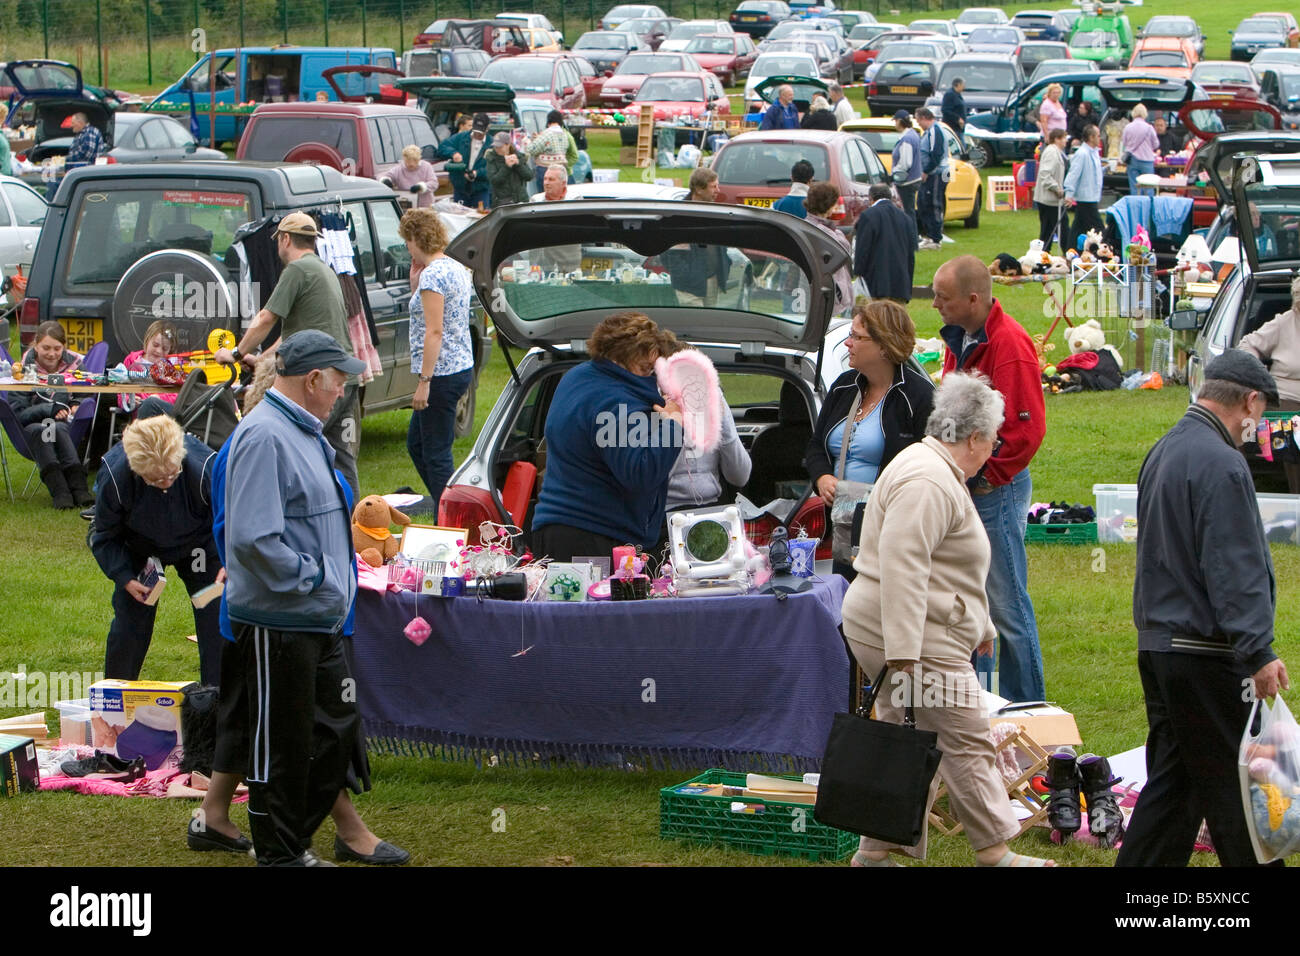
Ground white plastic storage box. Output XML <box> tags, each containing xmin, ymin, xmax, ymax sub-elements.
<box><xmin>55</xmin><ymin>699</ymin><xmax>92</xmax><ymax>747</ymax></box>
<box><xmin>591</xmin><ymin>169</ymin><xmax>619</xmax><ymax>183</ymax></box>
<box><xmin>1093</xmin><ymin>483</ymin><xmax>1138</xmax><ymax>543</ymax></box>
<box><xmin>1257</xmin><ymin>494</ymin><xmax>1300</xmax><ymax>545</ymax></box>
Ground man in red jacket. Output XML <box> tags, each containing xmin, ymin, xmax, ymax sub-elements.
<box><xmin>934</xmin><ymin>255</ymin><xmax>1047</xmax><ymax>703</ymax></box>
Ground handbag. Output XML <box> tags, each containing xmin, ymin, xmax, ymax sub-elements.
<box><xmin>830</xmin><ymin>387</ymin><xmax>874</xmax><ymax>564</ymax></box>
<box><xmin>813</xmin><ymin>666</ymin><xmax>943</xmax><ymax>846</ymax></box>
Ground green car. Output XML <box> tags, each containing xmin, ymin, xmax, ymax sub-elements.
<box><xmin>1068</xmin><ymin>12</ymin><xmax>1135</xmax><ymax>71</ymax></box>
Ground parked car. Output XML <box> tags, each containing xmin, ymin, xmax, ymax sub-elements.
<box><xmin>662</xmin><ymin>20</ymin><xmax>735</xmax><ymax>52</ymax></box>
<box><xmin>104</xmin><ymin>113</ymin><xmax>228</xmax><ymax>164</ymax></box>
<box><xmin>1129</xmin><ymin>36</ymin><xmax>1199</xmax><ymax>79</ymax></box>
<box><xmin>2</xmin><ymin>60</ymin><xmax>117</xmax><ymax>178</ymax></box>
<box><xmin>1177</xmin><ymin>125</ymin><xmax>1300</xmax><ymax>229</ymax></box>
<box><xmin>529</xmin><ymin>51</ymin><xmax>610</xmax><ymax>104</ymax></box>
<box><xmin>1258</xmin><ymin>12</ymin><xmax>1300</xmax><ymax>47</ymax></box>
<box><xmin>1230</xmin><ymin>17</ymin><xmax>1291</xmax><ymax>62</ymax></box>
<box><xmin>743</xmin><ymin>51</ymin><xmax>821</xmax><ymax>110</ymax></box>
<box><xmin>788</xmin><ymin>0</ymin><xmax>839</xmax><ymax>19</ymax></box>
<box><xmin>954</xmin><ymin>7</ymin><xmax>1009</xmax><ymax>39</ymax></box>
<box><xmin>0</xmin><ymin>174</ymin><xmax>47</xmax><ymax>280</ymax></box>
<box><xmin>908</xmin><ymin>19</ymin><xmax>960</xmax><ymax>38</ymax></box>
<box><xmin>830</xmin><ymin>11</ymin><xmax>876</xmax><ymax>32</ymax></box>
<box><xmin>599</xmin><ymin>51</ymin><xmax>704</xmax><ymax>105</ymax></box>
<box><xmin>1251</xmin><ymin>49</ymin><xmax>1300</xmax><ymax>74</ymax></box>
<box><xmin>615</xmin><ymin>16</ymin><xmax>682</xmax><ymax>51</ymax></box>
<box><xmin>923</xmin><ymin>54</ymin><xmax>1025</xmax><ymax>117</ymax></box>
<box><xmin>412</xmin><ymin>17</ymin><xmax>526</xmax><ymax>50</ymax></box>
<box><xmin>481</xmin><ymin>54</ymin><xmax>587</xmax><ymax>110</ymax></box>
<box><xmin>855</xmin><ymin>29</ymin><xmax>942</xmax><ymax>72</ymax></box>
<box><xmin>712</xmin><ymin>121</ymin><xmax>888</xmax><ymax>231</ymax></box>
<box><xmin>759</xmin><ymin>17</ymin><xmax>842</xmax><ymax>48</ymax></box>
<box><xmin>495</xmin><ymin>12</ymin><xmax>564</xmax><ymax>47</ymax></box>
<box><xmin>730</xmin><ymin>0</ymin><xmax>793</xmax><ymax>37</ymax></box>
<box><xmin>866</xmin><ymin>59</ymin><xmax>938</xmax><ymax>116</ymax></box>
<box><xmin>601</xmin><ymin>4</ymin><xmax>668</xmax><ymax>30</ymax></box>
<box><xmin>1017</xmin><ymin>41</ymin><xmax>1070</xmax><ymax>77</ymax></box>
<box><xmin>1068</xmin><ymin>11</ymin><xmax>1134</xmax><ymax>70</ymax></box>
<box><xmin>402</xmin><ymin>46</ymin><xmax>491</xmax><ymax>78</ymax></box>
<box><xmin>1138</xmin><ymin>15</ymin><xmax>1205</xmax><ymax>58</ymax></box>
<box><xmin>965</xmin><ymin>26</ymin><xmax>1024</xmax><ymax>56</ymax></box>
<box><xmin>629</xmin><ymin>71</ymin><xmax>731</xmax><ymax>125</ymax></box>
<box><xmin>684</xmin><ymin>34</ymin><xmax>759</xmax><ymax>87</ymax></box>
<box><xmin>763</xmin><ymin>37</ymin><xmax>852</xmax><ymax>86</ymax></box>
<box><xmin>1030</xmin><ymin>58</ymin><xmax>1094</xmax><ymax>85</ymax></box>
<box><xmin>518</xmin><ymin>28</ymin><xmax>564</xmax><ymax>53</ymax></box>
<box><xmin>848</xmin><ymin>23</ymin><xmax>901</xmax><ymax>78</ymax></box>
<box><xmin>1258</xmin><ymin>66</ymin><xmax>1300</xmax><ymax>129</ymax></box>
<box><xmin>1190</xmin><ymin>60</ymin><xmax>1261</xmax><ymax>100</ymax></box>
<box><xmin>1010</xmin><ymin>10</ymin><xmax>1071</xmax><ymax>42</ymax></box>
<box><xmin>571</xmin><ymin>30</ymin><xmax>648</xmax><ymax>73</ymax></box>
<box><xmin>17</xmin><ymin>162</ymin><xmax>489</xmax><ymax>428</ymax></box>
<box><xmin>1182</xmin><ymin>153</ymin><xmax>1300</xmax><ymax>491</ymax></box>
<box><xmin>842</xmin><ymin>116</ymin><xmax>983</xmax><ymax>226</ymax></box>
<box><xmin>439</xmin><ymin>199</ymin><xmax>850</xmax><ymax>545</ymax></box>
<box><xmin>863</xmin><ymin>40</ymin><xmax>948</xmax><ymax>85</ymax></box>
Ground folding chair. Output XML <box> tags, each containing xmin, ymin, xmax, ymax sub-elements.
<box><xmin>0</xmin><ymin>392</ymin><xmax>40</xmax><ymax>503</ymax></box>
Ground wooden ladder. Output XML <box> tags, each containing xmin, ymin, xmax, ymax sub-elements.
<box><xmin>635</xmin><ymin>103</ymin><xmax>655</xmax><ymax>168</ymax></box>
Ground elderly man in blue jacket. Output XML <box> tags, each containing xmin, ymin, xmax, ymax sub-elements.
<box><xmin>223</xmin><ymin>329</ymin><xmax>368</xmax><ymax>867</ymax></box>
<box><xmin>759</xmin><ymin>84</ymin><xmax>800</xmax><ymax>130</ymax></box>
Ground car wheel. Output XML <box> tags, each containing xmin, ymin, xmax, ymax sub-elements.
<box><xmin>966</xmin><ymin>140</ymin><xmax>989</xmax><ymax>169</ymax></box>
<box><xmin>454</xmin><ymin>371</ymin><xmax>477</xmax><ymax>438</ymax></box>
<box><xmin>964</xmin><ymin>188</ymin><xmax>981</xmax><ymax>228</ymax></box>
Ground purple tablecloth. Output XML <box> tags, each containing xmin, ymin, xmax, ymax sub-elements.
<box><xmin>351</xmin><ymin>575</ymin><xmax>849</xmax><ymax>772</ymax></box>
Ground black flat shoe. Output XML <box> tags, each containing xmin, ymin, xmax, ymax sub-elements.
<box><xmin>60</xmin><ymin>751</ymin><xmax>143</xmax><ymax>780</ymax></box>
<box><xmin>333</xmin><ymin>834</ymin><xmax>410</xmax><ymax>865</ymax></box>
<box><xmin>187</xmin><ymin>815</ymin><xmax>254</xmax><ymax>853</ymax></box>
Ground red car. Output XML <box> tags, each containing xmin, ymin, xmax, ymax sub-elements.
<box><xmin>413</xmin><ymin>18</ymin><xmax>528</xmax><ymax>55</ymax></box>
<box><xmin>532</xmin><ymin>52</ymin><xmax>609</xmax><ymax>104</ymax></box>
<box><xmin>683</xmin><ymin>33</ymin><xmax>759</xmax><ymax>87</ymax></box>
<box><xmin>479</xmin><ymin>54</ymin><xmax>586</xmax><ymax>110</ymax></box>
<box><xmin>629</xmin><ymin>70</ymin><xmax>731</xmax><ymax>123</ymax></box>
<box><xmin>1189</xmin><ymin>60</ymin><xmax>1262</xmax><ymax>100</ymax></box>
<box><xmin>712</xmin><ymin>128</ymin><xmax>889</xmax><ymax>233</ymax></box>
<box><xmin>599</xmin><ymin>51</ymin><xmax>704</xmax><ymax>106</ymax></box>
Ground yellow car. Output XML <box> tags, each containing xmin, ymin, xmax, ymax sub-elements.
<box><xmin>523</xmin><ymin>28</ymin><xmax>563</xmax><ymax>53</ymax></box>
<box><xmin>841</xmin><ymin>117</ymin><xmax>983</xmax><ymax>227</ymax></box>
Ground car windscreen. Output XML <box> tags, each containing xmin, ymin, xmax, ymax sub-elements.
<box><xmin>608</xmin><ymin>6</ymin><xmax>645</xmax><ymax>19</ymax></box>
<box><xmin>575</xmin><ymin>33</ymin><xmax>629</xmax><ymax>49</ymax></box>
<box><xmin>482</xmin><ymin>59</ymin><xmax>554</xmax><ymax>92</ymax></box>
<box><xmin>938</xmin><ymin>62</ymin><xmax>1016</xmax><ymax>92</ymax></box>
<box><xmin>1013</xmin><ymin>15</ymin><xmax>1055</xmax><ymax>27</ymax></box>
<box><xmin>752</xmin><ymin>54</ymin><xmax>818</xmax><ymax>76</ymax></box>
<box><xmin>671</xmin><ymin>24</ymin><xmax>718</xmax><ymax>40</ymax></box>
<box><xmin>1193</xmin><ymin>63</ymin><xmax>1256</xmax><ymax>85</ymax></box>
<box><xmin>1145</xmin><ymin>17</ymin><xmax>1195</xmax><ymax>37</ymax></box>
<box><xmin>1031</xmin><ymin>60</ymin><xmax>1085</xmax><ymax>81</ymax></box>
<box><xmin>636</xmin><ymin>77</ymin><xmax>706</xmax><ymax>101</ymax></box>
<box><xmin>1281</xmin><ymin>73</ymin><xmax>1300</xmax><ymax>99</ymax></box>
<box><xmin>63</xmin><ymin>186</ymin><xmax>254</xmax><ymax>293</ymax></box>
<box><xmin>242</xmin><ymin>117</ymin><xmax>358</xmax><ymax>162</ymax></box>
<box><xmin>878</xmin><ymin>43</ymin><xmax>938</xmax><ymax>62</ymax></box>
<box><xmin>849</xmin><ymin>24</ymin><xmax>885</xmax><ymax>41</ymax></box>
<box><xmin>1070</xmin><ymin>30</ymin><xmax>1120</xmax><ymax>50</ymax></box>
<box><xmin>1239</xmin><ymin>18</ymin><xmax>1287</xmax><ymax>37</ymax></box>
<box><xmin>714</xmin><ymin>141</ymin><xmax>828</xmax><ymax>184</ymax></box>
<box><xmin>1133</xmin><ymin>50</ymin><xmax>1189</xmax><ymax>69</ymax></box>
<box><xmin>686</xmin><ymin>36</ymin><xmax>737</xmax><ymax>54</ymax></box>
<box><xmin>851</xmin><ymin>129</ymin><xmax>901</xmax><ymax>151</ymax></box>
<box><xmin>876</xmin><ymin>62</ymin><xmax>933</xmax><ymax>83</ymax></box>
<box><xmin>968</xmin><ymin>27</ymin><xmax>1018</xmax><ymax>45</ymax></box>
<box><xmin>958</xmin><ymin>10</ymin><xmax>1001</xmax><ymax>24</ymax></box>
<box><xmin>619</xmin><ymin>54</ymin><xmax>684</xmax><ymax>74</ymax></box>
<box><xmin>1186</xmin><ymin>105</ymin><xmax>1278</xmax><ymax>134</ymax></box>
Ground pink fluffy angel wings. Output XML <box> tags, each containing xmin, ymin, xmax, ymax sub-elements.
<box><xmin>655</xmin><ymin>350</ymin><xmax>723</xmax><ymax>454</ymax></box>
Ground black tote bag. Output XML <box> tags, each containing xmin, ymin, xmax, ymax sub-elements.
<box><xmin>813</xmin><ymin>666</ymin><xmax>943</xmax><ymax>846</ymax></box>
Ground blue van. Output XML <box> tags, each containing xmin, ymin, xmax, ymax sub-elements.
<box><xmin>149</xmin><ymin>46</ymin><xmax>397</xmax><ymax>144</ymax></box>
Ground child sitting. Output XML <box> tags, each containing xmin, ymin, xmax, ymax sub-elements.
<box><xmin>118</xmin><ymin>319</ymin><xmax>180</xmax><ymax>419</ymax></box>
<box><xmin>9</xmin><ymin>320</ymin><xmax>93</xmax><ymax>508</ymax></box>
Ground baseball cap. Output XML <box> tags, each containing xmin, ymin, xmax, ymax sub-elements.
<box><xmin>892</xmin><ymin>110</ymin><xmax>911</xmax><ymax>124</ymax></box>
<box><xmin>276</xmin><ymin>330</ymin><xmax>366</xmax><ymax>377</ymax></box>
<box><xmin>492</xmin><ymin>131</ymin><xmax>511</xmax><ymax>148</ymax></box>
<box><xmin>275</xmin><ymin>211</ymin><xmax>319</xmax><ymax>238</ymax></box>
<box><xmin>1204</xmin><ymin>349</ymin><xmax>1279</xmax><ymax>403</ymax></box>
<box><xmin>472</xmin><ymin>112</ymin><xmax>490</xmax><ymax>133</ymax></box>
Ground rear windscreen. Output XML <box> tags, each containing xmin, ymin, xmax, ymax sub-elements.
<box><xmin>938</xmin><ymin>62</ymin><xmax>1015</xmax><ymax>92</ymax></box>
<box><xmin>242</xmin><ymin>117</ymin><xmax>358</xmax><ymax>163</ymax></box>
<box><xmin>713</xmin><ymin>142</ymin><xmax>829</xmax><ymax>184</ymax></box>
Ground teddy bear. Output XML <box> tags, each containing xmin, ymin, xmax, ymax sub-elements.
<box><xmin>352</xmin><ymin>495</ymin><xmax>412</xmax><ymax>568</ymax></box>
<box><xmin>1043</xmin><ymin>319</ymin><xmax>1125</xmax><ymax>392</ymax></box>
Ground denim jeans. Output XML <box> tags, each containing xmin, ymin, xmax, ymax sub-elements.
<box><xmin>1126</xmin><ymin>158</ymin><xmax>1154</xmax><ymax>195</ymax></box>
<box><xmin>407</xmin><ymin>368</ymin><xmax>472</xmax><ymax>519</ymax></box>
<box><xmin>971</xmin><ymin>469</ymin><xmax>1045</xmax><ymax>703</ymax></box>
<box><xmin>918</xmin><ymin>175</ymin><xmax>945</xmax><ymax>243</ymax></box>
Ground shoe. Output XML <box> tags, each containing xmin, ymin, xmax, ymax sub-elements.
<box><xmin>918</xmin><ymin>239</ymin><xmax>942</xmax><ymax>251</ymax></box>
<box><xmin>298</xmin><ymin>849</ymin><xmax>337</xmax><ymax>867</ymax></box>
<box><xmin>41</xmin><ymin>464</ymin><xmax>74</xmax><ymax>509</ymax></box>
<box><xmin>1045</xmin><ymin>747</ymin><xmax>1082</xmax><ymax>837</ymax></box>
<box><xmin>334</xmin><ymin>834</ymin><xmax>411</xmax><ymax>865</ymax></box>
<box><xmin>64</xmin><ymin>463</ymin><xmax>95</xmax><ymax>507</ymax></box>
<box><xmin>186</xmin><ymin>815</ymin><xmax>253</xmax><ymax>853</ymax></box>
<box><xmin>59</xmin><ymin>751</ymin><xmax>145</xmax><ymax>781</ymax></box>
<box><xmin>1078</xmin><ymin>753</ymin><xmax>1125</xmax><ymax>849</ymax></box>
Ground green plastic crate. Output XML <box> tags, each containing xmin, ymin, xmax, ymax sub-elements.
<box><xmin>1025</xmin><ymin>522</ymin><xmax>1098</xmax><ymax>545</ymax></box>
<box><xmin>659</xmin><ymin>769</ymin><xmax>856</xmax><ymax>861</ymax></box>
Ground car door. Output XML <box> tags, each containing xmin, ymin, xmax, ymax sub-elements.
<box><xmin>366</xmin><ymin>197</ymin><xmax>416</xmax><ymax>406</ymax></box>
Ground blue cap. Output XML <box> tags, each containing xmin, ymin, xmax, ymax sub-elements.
<box><xmin>276</xmin><ymin>329</ymin><xmax>366</xmax><ymax>377</ymax></box>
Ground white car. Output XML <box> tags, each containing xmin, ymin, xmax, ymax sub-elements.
<box><xmin>744</xmin><ymin>50</ymin><xmax>821</xmax><ymax>111</ymax></box>
<box><xmin>601</xmin><ymin>4</ymin><xmax>668</xmax><ymax>30</ymax></box>
<box><xmin>495</xmin><ymin>12</ymin><xmax>564</xmax><ymax>47</ymax></box>
<box><xmin>954</xmin><ymin>6</ymin><xmax>1008</xmax><ymax>37</ymax></box>
<box><xmin>0</xmin><ymin>174</ymin><xmax>47</xmax><ymax>281</ymax></box>
<box><xmin>660</xmin><ymin>20</ymin><xmax>735</xmax><ymax>52</ymax></box>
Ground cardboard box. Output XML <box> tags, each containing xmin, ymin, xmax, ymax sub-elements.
<box><xmin>0</xmin><ymin>734</ymin><xmax>39</xmax><ymax>796</ymax></box>
<box><xmin>989</xmin><ymin>709</ymin><xmax>1082</xmax><ymax>748</ymax></box>
<box><xmin>88</xmin><ymin>680</ymin><xmax>192</xmax><ymax>771</ymax></box>
<box><xmin>618</xmin><ymin>146</ymin><xmax>637</xmax><ymax>166</ymax></box>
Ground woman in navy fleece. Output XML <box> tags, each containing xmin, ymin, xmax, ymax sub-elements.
<box><xmin>530</xmin><ymin>312</ymin><xmax>684</xmax><ymax>562</ymax></box>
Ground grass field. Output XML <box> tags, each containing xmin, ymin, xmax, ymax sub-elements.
<box><xmin>2</xmin><ymin>0</ymin><xmax>1295</xmax><ymax>866</ymax></box>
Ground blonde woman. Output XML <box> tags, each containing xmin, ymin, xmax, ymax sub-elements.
<box><xmin>1120</xmin><ymin>103</ymin><xmax>1159</xmax><ymax>194</ymax></box>
<box><xmin>378</xmin><ymin>144</ymin><xmax>439</xmax><ymax>208</ymax></box>
<box><xmin>1038</xmin><ymin>83</ymin><xmax>1066</xmax><ymax>139</ymax></box>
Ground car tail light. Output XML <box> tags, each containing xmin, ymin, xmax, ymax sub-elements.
<box><xmin>760</xmin><ymin>14</ymin><xmax>770</xmax><ymax>20</ymax></box>
<box><xmin>829</xmin><ymin>198</ymin><xmax>846</xmax><ymax>221</ymax></box>
<box><xmin>18</xmin><ymin>297</ymin><xmax>40</xmax><ymax>340</ymax></box>
<box><xmin>868</xmin><ymin>82</ymin><xmax>877</xmax><ymax>95</ymax></box>
<box><xmin>438</xmin><ymin>485</ymin><xmax>503</xmax><ymax>545</ymax></box>
<box><xmin>745</xmin><ymin>498</ymin><xmax>827</xmax><ymax>548</ymax></box>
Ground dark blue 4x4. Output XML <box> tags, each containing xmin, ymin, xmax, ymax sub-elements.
<box><xmin>18</xmin><ymin>161</ymin><xmax>488</xmax><ymax>430</ymax></box>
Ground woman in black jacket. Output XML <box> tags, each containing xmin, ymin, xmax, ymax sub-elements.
<box><xmin>804</xmin><ymin>299</ymin><xmax>934</xmax><ymax>580</ymax></box>
<box><xmin>801</xmin><ymin>96</ymin><xmax>839</xmax><ymax>131</ymax></box>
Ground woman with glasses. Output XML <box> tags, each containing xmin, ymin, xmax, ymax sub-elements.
<box><xmin>804</xmin><ymin>299</ymin><xmax>934</xmax><ymax>581</ymax></box>
<box><xmin>89</xmin><ymin>411</ymin><xmax>225</xmax><ymax>686</ymax></box>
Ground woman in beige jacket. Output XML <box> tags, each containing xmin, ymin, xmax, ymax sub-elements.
<box><xmin>1238</xmin><ymin>274</ymin><xmax>1300</xmax><ymax>492</ymax></box>
<box><xmin>1033</xmin><ymin>128</ymin><xmax>1069</xmax><ymax>254</ymax></box>
<box><xmin>842</xmin><ymin>373</ymin><xmax>1057</xmax><ymax>867</ymax></box>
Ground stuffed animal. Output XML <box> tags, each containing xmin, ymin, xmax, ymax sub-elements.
<box><xmin>989</xmin><ymin>253</ymin><xmax>1024</xmax><ymax>277</ymax></box>
<box><xmin>352</xmin><ymin>495</ymin><xmax>412</xmax><ymax>568</ymax></box>
<box><xmin>1066</xmin><ymin>319</ymin><xmax>1125</xmax><ymax>371</ymax></box>
<box><xmin>1019</xmin><ymin>239</ymin><xmax>1045</xmax><ymax>276</ymax></box>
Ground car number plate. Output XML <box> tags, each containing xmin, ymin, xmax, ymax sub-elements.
<box><xmin>742</xmin><ymin>16</ymin><xmax>757</xmax><ymax>21</ymax></box>
<box><xmin>60</xmin><ymin>318</ymin><xmax>102</xmax><ymax>356</ymax></box>
<box><xmin>582</xmin><ymin>257</ymin><xmax>614</xmax><ymax>272</ymax></box>
<box><xmin>743</xmin><ymin>197</ymin><xmax>774</xmax><ymax>207</ymax></box>
<box><xmin>892</xmin><ymin>86</ymin><xmax>918</xmax><ymax>94</ymax></box>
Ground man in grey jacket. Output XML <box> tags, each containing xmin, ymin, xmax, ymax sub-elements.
<box><xmin>224</xmin><ymin>329</ymin><xmax>367</xmax><ymax>867</ymax></box>
<box><xmin>1118</xmin><ymin>350</ymin><xmax>1290</xmax><ymax>867</ymax></box>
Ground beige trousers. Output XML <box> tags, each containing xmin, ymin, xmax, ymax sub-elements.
<box><xmin>849</xmin><ymin>642</ymin><xmax>1021</xmax><ymax>859</ymax></box>
<box><xmin>675</xmin><ymin>277</ymin><xmax>718</xmax><ymax>307</ymax></box>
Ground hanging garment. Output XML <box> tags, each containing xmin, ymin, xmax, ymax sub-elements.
<box><xmin>338</xmin><ymin>271</ymin><xmax>382</xmax><ymax>383</ymax></box>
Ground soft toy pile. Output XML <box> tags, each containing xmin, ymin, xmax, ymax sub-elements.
<box><xmin>1041</xmin><ymin>320</ymin><xmax>1124</xmax><ymax>392</ymax></box>
<box><xmin>1243</xmin><ymin>705</ymin><xmax>1300</xmax><ymax>860</ymax></box>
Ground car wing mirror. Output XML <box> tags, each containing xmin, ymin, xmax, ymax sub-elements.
<box><xmin>1168</xmin><ymin>308</ymin><xmax>1204</xmax><ymax>331</ymax></box>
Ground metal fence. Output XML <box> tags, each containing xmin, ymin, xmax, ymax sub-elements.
<box><xmin>1</xmin><ymin>0</ymin><xmax>970</xmax><ymax>91</ymax></box>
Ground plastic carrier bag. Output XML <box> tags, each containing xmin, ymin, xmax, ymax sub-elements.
<box><xmin>1238</xmin><ymin>694</ymin><xmax>1300</xmax><ymax>863</ymax></box>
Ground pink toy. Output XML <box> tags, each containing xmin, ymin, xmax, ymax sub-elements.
<box><xmin>655</xmin><ymin>350</ymin><xmax>723</xmax><ymax>454</ymax></box>
<box><xmin>404</xmin><ymin>616</ymin><xmax>432</xmax><ymax>646</ymax></box>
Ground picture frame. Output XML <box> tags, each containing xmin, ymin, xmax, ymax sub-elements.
<box><xmin>398</xmin><ymin>525</ymin><xmax>468</xmax><ymax>577</ymax></box>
